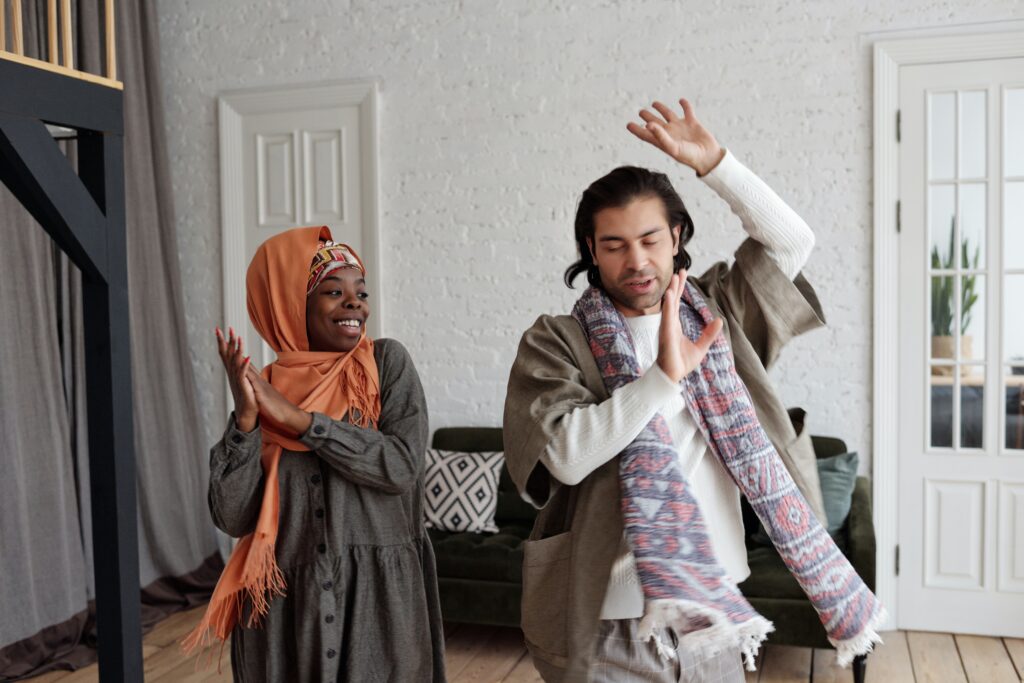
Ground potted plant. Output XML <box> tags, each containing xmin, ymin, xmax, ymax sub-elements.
<box><xmin>931</xmin><ymin>221</ymin><xmax>980</xmax><ymax>376</ymax></box>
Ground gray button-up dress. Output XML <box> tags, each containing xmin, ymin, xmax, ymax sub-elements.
<box><xmin>208</xmin><ymin>338</ymin><xmax>446</xmax><ymax>682</ymax></box>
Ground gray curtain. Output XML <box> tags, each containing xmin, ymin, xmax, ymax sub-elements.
<box><xmin>0</xmin><ymin>1</ymin><xmax>219</xmax><ymax>677</ymax></box>
<box><xmin>78</xmin><ymin>0</ymin><xmax>220</xmax><ymax>591</ymax></box>
<box><xmin>0</xmin><ymin>193</ymin><xmax>94</xmax><ymax>679</ymax></box>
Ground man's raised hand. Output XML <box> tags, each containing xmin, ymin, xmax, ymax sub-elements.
<box><xmin>627</xmin><ymin>98</ymin><xmax>725</xmax><ymax>177</ymax></box>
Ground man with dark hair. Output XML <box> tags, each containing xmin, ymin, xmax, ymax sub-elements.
<box><xmin>504</xmin><ymin>99</ymin><xmax>884</xmax><ymax>682</ymax></box>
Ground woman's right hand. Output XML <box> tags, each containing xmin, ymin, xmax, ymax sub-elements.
<box><xmin>216</xmin><ymin>327</ymin><xmax>259</xmax><ymax>433</ymax></box>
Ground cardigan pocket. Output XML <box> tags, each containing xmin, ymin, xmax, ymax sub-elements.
<box><xmin>521</xmin><ymin>530</ymin><xmax>573</xmax><ymax>658</ymax></box>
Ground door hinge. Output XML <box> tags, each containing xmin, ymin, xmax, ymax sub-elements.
<box><xmin>896</xmin><ymin>200</ymin><xmax>901</xmax><ymax>233</ymax></box>
<box><xmin>895</xmin><ymin>544</ymin><xmax>900</xmax><ymax>576</ymax></box>
<box><xmin>896</xmin><ymin>109</ymin><xmax>901</xmax><ymax>142</ymax></box>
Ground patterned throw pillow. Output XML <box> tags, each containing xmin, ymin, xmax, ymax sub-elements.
<box><xmin>423</xmin><ymin>449</ymin><xmax>504</xmax><ymax>534</ymax></box>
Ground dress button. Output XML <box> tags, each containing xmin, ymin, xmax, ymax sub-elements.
<box><xmin>313</xmin><ymin>425</ymin><xmax>326</xmax><ymax>435</ymax></box>
<box><xmin>322</xmin><ymin>580</ymin><xmax>333</xmax><ymax>590</ymax></box>
<box><xmin>317</xmin><ymin>543</ymin><xmax>327</xmax><ymax>554</ymax></box>
<box><xmin>231</xmin><ymin>434</ymin><xmax>242</xmax><ymax>444</ymax></box>
<box><xmin>325</xmin><ymin>614</ymin><xmax>335</xmax><ymax>624</ymax></box>
<box><xmin>326</xmin><ymin>649</ymin><xmax>336</xmax><ymax>659</ymax></box>
<box><xmin>311</xmin><ymin>473</ymin><xmax>321</xmax><ymax>484</ymax></box>
<box><xmin>315</xmin><ymin>508</ymin><xmax>325</xmax><ymax>519</ymax></box>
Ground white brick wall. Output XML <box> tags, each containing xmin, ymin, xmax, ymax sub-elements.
<box><xmin>156</xmin><ymin>0</ymin><xmax>1023</xmax><ymax>471</ymax></box>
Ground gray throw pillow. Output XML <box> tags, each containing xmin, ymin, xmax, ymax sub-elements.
<box><xmin>751</xmin><ymin>451</ymin><xmax>860</xmax><ymax>545</ymax></box>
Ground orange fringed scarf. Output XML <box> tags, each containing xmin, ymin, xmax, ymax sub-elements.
<box><xmin>182</xmin><ymin>226</ymin><xmax>381</xmax><ymax>658</ymax></box>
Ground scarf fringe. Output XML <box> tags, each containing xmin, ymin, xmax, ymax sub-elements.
<box><xmin>179</xmin><ymin>589</ymin><xmax>241</xmax><ymax>674</ymax></box>
<box><xmin>346</xmin><ymin>357</ymin><xmax>380</xmax><ymax>429</ymax></box>
<box><xmin>180</xmin><ymin>539</ymin><xmax>286</xmax><ymax>666</ymax></box>
<box><xmin>829</xmin><ymin>604</ymin><xmax>889</xmax><ymax>668</ymax></box>
<box><xmin>638</xmin><ymin>599</ymin><xmax>775</xmax><ymax>672</ymax></box>
<box><xmin>241</xmin><ymin>540</ymin><xmax>287</xmax><ymax>626</ymax></box>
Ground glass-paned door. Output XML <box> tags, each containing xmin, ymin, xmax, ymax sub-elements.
<box><xmin>897</xmin><ymin>57</ymin><xmax>1024</xmax><ymax>636</ymax></box>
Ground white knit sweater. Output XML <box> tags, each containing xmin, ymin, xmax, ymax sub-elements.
<box><xmin>540</xmin><ymin>149</ymin><xmax>814</xmax><ymax>619</ymax></box>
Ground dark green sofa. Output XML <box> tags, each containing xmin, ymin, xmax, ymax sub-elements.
<box><xmin>427</xmin><ymin>427</ymin><xmax>532</xmax><ymax>627</ymax></box>
<box><xmin>427</xmin><ymin>427</ymin><xmax>875</xmax><ymax>682</ymax></box>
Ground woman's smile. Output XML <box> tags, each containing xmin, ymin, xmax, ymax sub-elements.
<box><xmin>332</xmin><ymin>316</ymin><xmax>364</xmax><ymax>337</ymax></box>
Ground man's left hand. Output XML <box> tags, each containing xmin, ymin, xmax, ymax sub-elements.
<box><xmin>627</xmin><ymin>98</ymin><xmax>725</xmax><ymax>176</ymax></box>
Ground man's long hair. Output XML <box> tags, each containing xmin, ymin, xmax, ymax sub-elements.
<box><xmin>564</xmin><ymin>166</ymin><xmax>694</xmax><ymax>288</ymax></box>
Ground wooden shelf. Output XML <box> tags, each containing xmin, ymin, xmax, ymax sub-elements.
<box><xmin>930</xmin><ymin>373</ymin><xmax>1024</xmax><ymax>387</ymax></box>
<box><xmin>0</xmin><ymin>50</ymin><xmax>122</xmax><ymax>90</ymax></box>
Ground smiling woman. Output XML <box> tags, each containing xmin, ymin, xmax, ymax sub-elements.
<box><xmin>305</xmin><ymin>242</ymin><xmax>371</xmax><ymax>354</ymax></box>
<box><xmin>184</xmin><ymin>226</ymin><xmax>445</xmax><ymax>682</ymax></box>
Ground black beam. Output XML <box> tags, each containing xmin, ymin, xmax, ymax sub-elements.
<box><xmin>78</xmin><ymin>130</ymin><xmax>143</xmax><ymax>682</ymax></box>
<box><xmin>3</xmin><ymin>50</ymin><xmax>143</xmax><ymax>681</ymax></box>
<box><xmin>0</xmin><ymin>114</ymin><xmax>108</xmax><ymax>280</ymax></box>
<box><xmin>0</xmin><ymin>58</ymin><xmax>123</xmax><ymax>134</ymax></box>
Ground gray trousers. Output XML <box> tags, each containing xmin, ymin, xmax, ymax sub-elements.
<box><xmin>534</xmin><ymin>618</ymin><xmax>746</xmax><ymax>683</ymax></box>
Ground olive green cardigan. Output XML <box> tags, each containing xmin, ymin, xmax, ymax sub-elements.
<box><xmin>503</xmin><ymin>238</ymin><xmax>827</xmax><ymax>681</ymax></box>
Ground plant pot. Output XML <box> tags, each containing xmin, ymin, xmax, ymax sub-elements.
<box><xmin>931</xmin><ymin>335</ymin><xmax>973</xmax><ymax>376</ymax></box>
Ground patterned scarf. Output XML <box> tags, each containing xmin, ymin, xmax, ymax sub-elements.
<box><xmin>307</xmin><ymin>240</ymin><xmax>365</xmax><ymax>295</ymax></box>
<box><xmin>571</xmin><ymin>282</ymin><xmax>885</xmax><ymax>670</ymax></box>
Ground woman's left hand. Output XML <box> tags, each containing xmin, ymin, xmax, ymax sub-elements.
<box><xmin>627</xmin><ymin>97</ymin><xmax>725</xmax><ymax>176</ymax></box>
<box><xmin>245</xmin><ymin>367</ymin><xmax>314</xmax><ymax>435</ymax></box>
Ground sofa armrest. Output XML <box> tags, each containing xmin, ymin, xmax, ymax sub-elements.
<box><xmin>845</xmin><ymin>476</ymin><xmax>876</xmax><ymax>592</ymax></box>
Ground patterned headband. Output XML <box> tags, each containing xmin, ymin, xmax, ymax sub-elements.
<box><xmin>307</xmin><ymin>240</ymin><xmax>366</xmax><ymax>295</ymax></box>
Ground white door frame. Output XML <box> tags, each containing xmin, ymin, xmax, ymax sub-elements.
<box><xmin>872</xmin><ymin>29</ymin><xmax>1024</xmax><ymax>629</ymax></box>
<box><xmin>218</xmin><ymin>79</ymin><xmax>383</xmax><ymax>348</ymax></box>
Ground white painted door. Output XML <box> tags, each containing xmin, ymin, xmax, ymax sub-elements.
<box><xmin>240</xmin><ymin>108</ymin><xmax>363</xmax><ymax>367</ymax></box>
<box><xmin>218</xmin><ymin>82</ymin><xmax>381</xmax><ymax>380</ymax></box>
<box><xmin>897</xmin><ymin>57</ymin><xmax>1024</xmax><ymax>635</ymax></box>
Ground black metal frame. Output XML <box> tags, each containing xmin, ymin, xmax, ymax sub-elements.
<box><xmin>0</xmin><ymin>57</ymin><xmax>141</xmax><ymax>680</ymax></box>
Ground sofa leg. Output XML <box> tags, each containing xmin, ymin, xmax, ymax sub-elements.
<box><xmin>852</xmin><ymin>654</ymin><xmax>867</xmax><ymax>683</ymax></box>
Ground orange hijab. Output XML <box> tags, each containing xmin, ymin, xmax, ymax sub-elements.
<box><xmin>183</xmin><ymin>226</ymin><xmax>381</xmax><ymax>656</ymax></box>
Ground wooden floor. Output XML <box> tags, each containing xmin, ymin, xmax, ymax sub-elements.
<box><xmin>24</xmin><ymin>605</ymin><xmax>1024</xmax><ymax>682</ymax></box>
